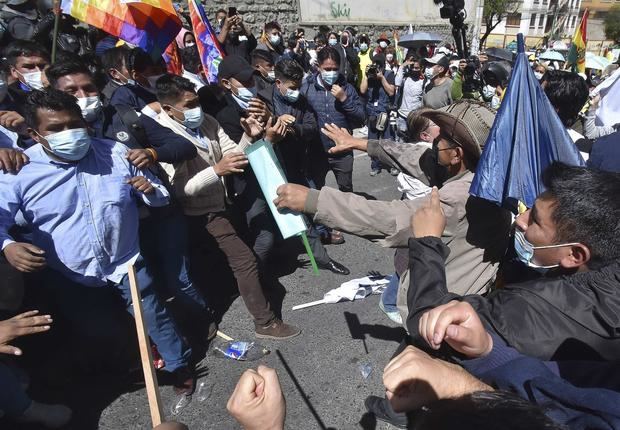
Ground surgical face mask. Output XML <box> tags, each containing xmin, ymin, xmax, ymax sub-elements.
<box><xmin>77</xmin><ymin>95</ymin><xmax>102</xmax><ymax>123</ymax></box>
<box><xmin>529</xmin><ymin>60</ymin><xmax>534</xmax><ymax>66</ymax></box>
<box><xmin>514</xmin><ymin>229</ymin><xmax>579</xmax><ymax>270</ymax></box>
<box><xmin>534</xmin><ymin>71</ymin><xmax>544</xmax><ymax>81</ymax></box>
<box><xmin>379</xmin><ymin>41</ymin><xmax>388</xmax><ymax>49</ymax></box>
<box><xmin>482</xmin><ymin>85</ymin><xmax>496</xmax><ymax>100</ymax></box>
<box><xmin>19</xmin><ymin>70</ymin><xmax>44</xmax><ymax>90</ymax></box>
<box><xmin>284</xmin><ymin>88</ymin><xmax>300</xmax><ymax>102</ymax></box>
<box><xmin>328</xmin><ymin>38</ymin><xmax>338</xmax><ymax>46</ymax></box>
<box><xmin>267</xmin><ymin>70</ymin><xmax>276</xmax><ymax>82</ymax></box>
<box><xmin>146</xmin><ymin>74</ymin><xmax>164</xmax><ymax>89</ymax></box>
<box><xmin>0</xmin><ymin>79</ymin><xmax>7</xmax><ymax>103</ymax></box>
<box><xmin>185</xmin><ymin>42</ymin><xmax>195</xmax><ymax>47</ymax></box>
<box><xmin>321</xmin><ymin>70</ymin><xmax>339</xmax><ymax>85</ymax></box>
<box><xmin>386</xmin><ymin>54</ymin><xmax>394</xmax><ymax>62</ymax></box>
<box><xmin>114</xmin><ymin>70</ymin><xmax>135</xmax><ymax>86</ymax></box>
<box><xmin>269</xmin><ymin>34</ymin><xmax>281</xmax><ymax>46</ymax></box>
<box><xmin>359</xmin><ymin>43</ymin><xmax>368</xmax><ymax>52</ymax></box>
<box><xmin>171</xmin><ymin>105</ymin><xmax>204</xmax><ymax>129</ymax></box>
<box><xmin>424</xmin><ymin>67</ymin><xmax>435</xmax><ymax>80</ymax></box>
<box><xmin>39</xmin><ymin>128</ymin><xmax>91</xmax><ymax>161</ymax></box>
<box><xmin>234</xmin><ymin>84</ymin><xmax>257</xmax><ymax>102</ymax></box>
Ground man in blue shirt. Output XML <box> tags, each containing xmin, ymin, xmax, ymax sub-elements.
<box><xmin>0</xmin><ymin>89</ymin><xmax>195</xmax><ymax>394</ymax></box>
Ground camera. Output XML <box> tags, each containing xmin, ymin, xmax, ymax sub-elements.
<box><xmin>367</xmin><ymin>64</ymin><xmax>379</xmax><ymax>79</ymax></box>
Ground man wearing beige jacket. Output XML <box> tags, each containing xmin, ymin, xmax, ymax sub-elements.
<box><xmin>274</xmin><ymin>101</ymin><xmax>511</xmax><ymax>325</ymax></box>
<box><xmin>154</xmin><ymin>74</ymin><xmax>300</xmax><ymax>340</ymax></box>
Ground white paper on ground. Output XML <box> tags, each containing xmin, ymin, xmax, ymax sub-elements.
<box><xmin>292</xmin><ymin>276</ymin><xmax>390</xmax><ymax>310</ymax></box>
<box><xmin>245</xmin><ymin>139</ymin><xmax>307</xmax><ymax>239</ymax></box>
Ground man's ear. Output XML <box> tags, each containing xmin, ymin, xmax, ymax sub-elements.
<box><xmin>451</xmin><ymin>146</ymin><xmax>464</xmax><ymax>166</ymax></box>
<box><xmin>560</xmin><ymin>244</ymin><xmax>591</xmax><ymax>269</ymax></box>
<box><xmin>220</xmin><ymin>78</ymin><xmax>231</xmax><ymax>90</ymax></box>
<box><xmin>10</xmin><ymin>65</ymin><xmax>19</xmax><ymax>80</ymax></box>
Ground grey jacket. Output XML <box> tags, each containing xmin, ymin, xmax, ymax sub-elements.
<box><xmin>304</xmin><ymin>162</ymin><xmax>511</xmax><ymax>310</ymax></box>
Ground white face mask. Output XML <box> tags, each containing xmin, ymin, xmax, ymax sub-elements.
<box><xmin>267</xmin><ymin>70</ymin><xmax>276</xmax><ymax>82</ymax></box>
<box><xmin>77</xmin><ymin>95</ymin><xmax>102</xmax><ymax>123</ymax></box>
<box><xmin>359</xmin><ymin>43</ymin><xmax>368</xmax><ymax>52</ymax></box>
<box><xmin>534</xmin><ymin>71</ymin><xmax>544</xmax><ymax>81</ymax></box>
<box><xmin>482</xmin><ymin>84</ymin><xmax>496</xmax><ymax>100</ymax></box>
<box><xmin>0</xmin><ymin>79</ymin><xmax>8</xmax><ymax>103</ymax></box>
<box><xmin>328</xmin><ymin>38</ymin><xmax>338</xmax><ymax>46</ymax></box>
<box><xmin>379</xmin><ymin>41</ymin><xmax>388</xmax><ymax>49</ymax></box>
<box><xmin>269</xmin><ymin>34</ymin><xmax>281</xmax><ymax>46</ymax></box>
<box><xmin>39</xmin><ymin>128</ymin><xmax>92</xmax><ymax>161</ymax></box>
<box><xmin>185</xmin><ymin>42</ymin><xmax>195</xmax><ymax>47</ymax></box>
<box><xmin>386</xmin><ymin>54</ymin><xmax>394</xmax><ymax>62</ymax></box>
<box><xmin>19</xmin><ymin>70</ymin><xmax>44</xmax><ymax>90</ymax></box>
<box><xmin>424</xmin><ymin>67</ymin><xmax>435</xmax><ymax>80</ymax></box>
<box><xmin>170</xmin><ymin>105</ymin><xmax>204</xmax><ymax>129</ymax></box>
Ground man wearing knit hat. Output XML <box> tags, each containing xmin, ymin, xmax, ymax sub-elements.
<box><xmin>273</xmin><ymin>100</ymin><xmax>511</xmax><ymax>301</ymax></box>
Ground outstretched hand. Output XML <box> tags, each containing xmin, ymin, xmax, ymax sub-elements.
<box><xmin>321</xmin><ymin>123</ymin><xmax>362</xmax><ymax>154</ymax></box>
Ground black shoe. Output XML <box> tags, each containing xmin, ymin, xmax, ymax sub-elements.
<box><xmin>317</xmin><ymin>259</ymin><xmax>350</xmax><ymax>275</ymax></box>
<box><xmin>172</xmin><ymin>365</ymin><xmax>196</xmax><ymax>395</ymax></box>
<box><xmin>364</xmin><ymin>395</ymin><xmax>408</xmax><ymax>429</ymax></box>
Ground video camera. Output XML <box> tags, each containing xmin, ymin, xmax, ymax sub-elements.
<box><xmin>367</xmin><ymin>62</ymin><xmax>383</xmax><ymax>79</ymax></box>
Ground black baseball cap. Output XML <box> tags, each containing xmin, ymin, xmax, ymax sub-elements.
<box><xmin>218</xmin><ymin>55</ymin><xmax>257</xmax><ymax>81</ymax></box>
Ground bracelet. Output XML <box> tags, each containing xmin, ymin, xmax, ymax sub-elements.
<box><xmin>145</xmin><ymin>148</ymin><xmax>158</xmax><ymax>162</ymax></box>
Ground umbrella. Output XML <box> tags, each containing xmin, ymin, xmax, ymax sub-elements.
<box><xmin>398</xmin><ymin>31</ymin><xmax>443</xmax><ymax>50</ymax></box>
<box><xmin>585</xmin><ymin>52</ymin><xmax>611</xmax><ymax>70</ymax></box>
<box><xmin>470</xmin><ymin>33</ymin><xmax>584</xmax><ymax>211</ymax></box>
<box><xmin>485</xmin><ymin>47</ymin><xmax>514</xmax><ymax>62</ymax></box>
<box><xmin>552</xmin><ymin>40</ymin><xmax>569</xmax><ymax>51</ymax></box>
<box><xmin>539</xmin><ymin>50</ymin><xmax>565</xmax><ymax>62</ymax></box>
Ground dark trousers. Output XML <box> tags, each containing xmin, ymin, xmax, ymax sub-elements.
<box><xmin>309</xmin><ymin>150</ymin><xmax>354</xmax><ymax>193</ymax></box>
<box><xmin>188</xmin><ymin>212</ymin><xmax>274</xmax><ymax>326</ymax></box>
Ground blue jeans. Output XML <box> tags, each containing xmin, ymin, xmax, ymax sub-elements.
<box><xmin>381</xmin><ymin>273</ymin><xmax>400</xmax><ymax>313</ymax></box>
<box><xmin>0</xmin><ymin>361</ymin><xmax>31</xmax><ymax>418</ymax></box>
<box><xmin>42</xmin><ymin>258</ymin><xmax>191</xmax><ymax>372</ymax></box>
<box><xmin>139</xmin><ymin>209</ymin><xmax>208</xmax><ymax>322</ymax></box>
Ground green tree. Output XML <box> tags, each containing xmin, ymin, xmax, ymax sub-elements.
<box><xmin>480</xmin><ymin>0</ymin><xmax>520</xmax><ymax>48</ymax></box>
<box><xmin>604</xmin><ymin>5</ymin><xmax>620</xmax><ymax>43</ymax></box>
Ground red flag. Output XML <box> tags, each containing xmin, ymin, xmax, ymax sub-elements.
<box><xmin>164</xmin><ymin>40</ymin><xmax>183</xmax><ymax>75</ymax></box>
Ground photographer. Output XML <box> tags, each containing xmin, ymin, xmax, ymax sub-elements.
<box><xmin>452</xmin><ymin>56</ymin><xmax>484</xmax><ymax>101</ymax></box>
<box><xmin>217</xmin><ymin>8</ymin><xmax>257</xmax><ymax>63</ymax></box>
<box><xmin>422</xmin><ymin>54</ymin><xmax>453</xmax><ymax>109</ymax></box>
<box><xmin>394</xmin><ymin>56</ymin><xmax>424</xmax><ymax>140</ymax></box>
<box><xmin>481</xmin><ymin>61</ymin><xmax>511</xmax><ymax>110</ymax></box>
<box><xmin>360</xmin><ymin>53</ymin><xmax>396</xmax><ymax>176</ymax></box>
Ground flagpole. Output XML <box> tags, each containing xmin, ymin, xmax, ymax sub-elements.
<box><xmin>51</xmin><ymin>0</ymin><xmax>61</xmax><ymax>64</ymax></box>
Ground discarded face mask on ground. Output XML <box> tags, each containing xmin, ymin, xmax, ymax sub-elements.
<box><xmin>292</xmin><ymin>276</ymin><xmax>390</xmax><ymax>310</ymax></box>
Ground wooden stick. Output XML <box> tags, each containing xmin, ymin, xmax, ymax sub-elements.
<box><xmin>292</xmin><ymin>298</ymin><xmax>327</xmax><ymax>311</ymax></box>
<box><xmin>216</xmin><ymin>330</ymin><xmax>233</xmax><ymax>341</ymax></box>
<box><xmin>51</xmin><ymin>0</ymin><xmax>61</xmax><ymax>64</ymax></box>
<box><xmin>128</xmin><ymin>264</ymin><xmax>164</xmax><ymax>427</ymax></box>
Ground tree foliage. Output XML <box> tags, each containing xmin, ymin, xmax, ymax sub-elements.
<box><xmin>480</xmin><ymin>0</ymin><xmax>520</xmax><ymax>48</ymax></box>
<box><xmin>604</xmin><ymin>5</ymin><xmax>620</xmax><ymax>43</ymax></box>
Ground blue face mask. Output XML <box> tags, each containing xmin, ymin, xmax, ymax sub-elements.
<box><xmin>321</xmin><ymin>70</ymin><xmax>339</xmax><ymax>85</ymax></box>
<box><xmin>169</xmin><ymin>105</ymin><xmax>204</xmax><ymax>129</ymax></box>
<box><xmin>284</xmin><ymin>88</ymin><xmax>300</xmax><ymax>102</ymax></box>
<box><xmin>328</xmin><ymin>38</ymin><xmax>338</xmax><ymax>46</ymax></box>
<box><xmin>359</xmin><ymin>43</ymin><xmax>368</xmax><ymax>52</ymax></box>
<box><xmin>235</xmin><ymin>85</ymin><xmax>257</xmax><ymax>102</ymax></box>
<box><xmin>514</xmin><ymin>229</ymin><xmax>579</xmax><ymax>270</ymax></box>
<box><xmin>39</xmin><ymin>128</ymin><xmax>91</xmax><ymax>161</ymax></box>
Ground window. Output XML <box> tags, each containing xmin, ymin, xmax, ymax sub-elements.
<box><xmin>542</xmin><ymin>0</ymin><xmax>548</xmax><ymax>4</ymax></box>
<box><xmin>506</xmin><ymin>13</ymin><xmax>522</xmax><ymax>26</ymax></box>
<box><xmin>530</xmin><ymin>14</ymin><xmax>537</xmax><ymax>27</ymax></box>
<box><xmin>572</xmin><ymin>15</ymin><xmax>577</xmax><ymax>26</ymax></box>
<box><xmin>539</xmin><ymin>14</ymin><xmax>545</xmax><ymax>27</ymax></box>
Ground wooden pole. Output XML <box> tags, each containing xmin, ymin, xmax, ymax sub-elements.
<box><xmin>127</xmin><ymin>264</ymin><xmax>164</xmax><ymax>427</ymax></box>
<box><xmin>51</xmin><ymin>0</ymin><xmax>62</xmax><ymax>64</ymax></box>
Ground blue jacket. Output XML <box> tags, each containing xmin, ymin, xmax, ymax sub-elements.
<box><xmin>588</xmin><ymin>129</ymin><xmax>620</xmax><ymax>173</ymax></box>
<box><xmin>301</xmin><ymin>73</ymin><xmax>365</xmax><ymax>153</ymax></box>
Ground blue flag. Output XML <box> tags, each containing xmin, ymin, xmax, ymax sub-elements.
<box><xmin>469</xmin><ymin>33</ymin><xmax>585</xmax><ymax>211</ymax></box>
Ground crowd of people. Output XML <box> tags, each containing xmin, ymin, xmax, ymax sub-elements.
<box><xmin>0</xmin><ymin>1</ymin><xmax>619</xmax><ymax>428</ymax></box>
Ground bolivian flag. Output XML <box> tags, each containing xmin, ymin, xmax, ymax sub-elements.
<box><xmin>567</xmin><ymin>9</ymin><xmax>588</xmax><ymax>74</ymax></box>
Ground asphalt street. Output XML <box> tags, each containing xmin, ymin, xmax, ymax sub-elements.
<box><xmin>15</xmin><ymin>150</ymin><xmax>408</xmax><ymax>430</ymax></box>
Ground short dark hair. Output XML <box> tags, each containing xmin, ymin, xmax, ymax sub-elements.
<box><xmin>155</xmin><ymin>74</ymin><xmax>196</xmax><ymax>104</ymax></box>
<box><xmin>126</xmin><ymin>48</ymin><xmax>154</xmax><ymax>74</ymax></box>
<box><xmin>411</xmin><ymin>390</ymin><xmax>563</xmax><ymax>430</ymax></box>
<box><xmin>101</xmin><ymin>46</ymin><xmax>130</xmax><ymax>72</ymax></box>
<box><xmin>215</xmin><ymin>8</ymin><xmax>226</xmax><ymax>15</ymax></box>
<box><xmin>24</xmin><ymin>89</ymin><xmax>82</xmax><ymax>130</ymax></box>
<box><xmin>3</xmin><ymin>41</ymin><xmax>50</xmax><ymax>66</ymax></box>
<box><xmin>251</xmin><ymin>49</ymin><xmax>274</xmax><ymax>66</ymax></box>
<box><xmin>275</xmin><ymin>59</ymin><xmax>304</xmax><ymax>83</ymax></box>
<box><xmin>541</xmin><ymin>162</ymin><xmax>620</xmax><ymax>267</ymax></box>
<box><xmin>45</xmin><ymin>60</ymin><xmax>93</xmax><ymax>89</ymax></box>
<box><xmin>181</xmin><ymin>45</ymin><xmax>201</xmax><ymax>74</ymax></box>
<box><xmin>542</xmin><ymin>70</ymin><xmax>589</xmax><ymax>127</ymax></box>
<box><xmin>314</xmin><ymin>33</ymin><xmax>327</xmax><ymax>46</ymax></box>
<box><xmin>264</xmin><ymin>21</ymin><xmax>281</xmax><ymax>32</ymax></box>
<box><xmin>317</xmin><ymin>46</ymin><xmax>341</xmax><ymax>66</ymax></box>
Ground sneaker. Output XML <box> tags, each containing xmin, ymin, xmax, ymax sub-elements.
<box><xmin>255</xmin><ymin>319</ymin><xmax>301</xmax><ymax>340</ymax></box>
<box><xmin>370</xmin><ymin>169</ymin><xmax>381</xmax><ymax>176</ymax></box>
<box><xmin>378</xmin><ymin>297</ymin><xmax>403</xmax><ymax>325</ymax></box>
<box><xmin>390</xmin><ymin>167</ymin><xmax>400</xmax><ymax>176</ymax></box>
<box><xmin>15</xmin><ymin>401</ymin><xmax>72</xmax><ymax>429</ymax></box>
<box><xmin>364</xmin><ymin>395</ymin><xmax>408</xmax><ymax>429</ymax></box>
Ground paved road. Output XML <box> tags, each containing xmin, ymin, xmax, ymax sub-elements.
<box><xmin>14</xmin><ymin>151</ymin><xmax>407</xmax><ymax>430</ymax></box>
